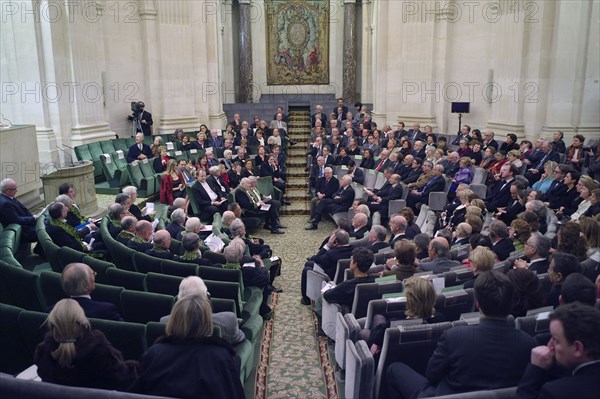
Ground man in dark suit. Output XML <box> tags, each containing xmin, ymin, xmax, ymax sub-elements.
<box><xmin>207</xmin><ymin>128</ymin><xmax>224</xmax><ymax>148</ymax></box>
<box><xmin>311</xmin><ymin>105</ymin><xmax>327</xmax><ymax>127</ymax></box>
<box><xmin>116</xmin><ymin>216</ymin><xmax>137</xmax><ymax>245</ymax></box>
<box><xmin>403</xmin><ymin>157</ymin><xmax>424</xmax><ymax>185</ymax></box>
<box><xmin>486</xmin><ymin>163</ymin><xmax>518</xmax><ymax>212</ymax></box>
<box><xmin>191</xmin><ymin>169</ymin><xmax>227</xmax><ymax>221</ymax></box>
<box><xmin>45</xmin><ymin>202</ymin><xmax>92</xmax><ymax>252</ymax></box>
<box><xmin>349</xmin><ymin>213</ymin><xmax>369</xmax><ymax>239</ymax></box>
<box><xmin>451</xmin><ymin>125</ymin><xmax>472</xmax><ymax>145</ymax></box>
<box><xmin>525</xmin><ymin>140</ymin><xmax>562</xmax><ymax>184</ymax></box>
<box><xmin>397</xmin><ymin>154</ymin><xmax>414</xmax><ymax>181</ymax></box>
<box><xmin>127</xmin><ymin>220</ymin><xmax>154</xmax><ymax>252</ymax></box>
<box><xmin>489</xmin><ymin>220</ymin><xmax>516</xmax><ymax>261</ymax></box>
<box><xmin>165</xmin><ymin>209</ymin><xmax>186</xmax><ymax>240</ymax></box>
<box><xmin>126</xmin><ymin>132</ymin><xmax>153</xmax><ymax>163</ymax></box>
<box><xmin>347</xmin><ymin>160</ymin><xmax>365</xmax><ymax>185</ymax></box>
<box><xmin>368</xmin><ymin>225</ymin><xmax>391</xmax><ymax>253</ymax></box>
<box><xmin>387</xmin><ymin>271</ymin><xmax>536</xmax><ymax>399</ymax></box>
<box><xmin>406</xmin><ymin>164</ymin><xmax>446</xmax><ymax>212</ymax></box>
<box><xmin>59</xmin><ymin>262</ymin><xmax>123</xmax><ymax>321</ymax></box>
<box><xmin>0</xmin><ymin>178</ymin><xmax>38</xmax><ymax>242</ymax></box>
<box><xmin>412</xmin><ymin>140</ymin><xmax>426</xmax><ymax>160</ymax></box>
<box><xmin>333</xmin><ymin>98</ymin><xmax>349</xmax><ymax>119</ymax></box>
<box><xmin>365</xmin><ymin>173</ymin><xmax>403</xmax><ymax>224</ymax></box>
<box><xmin>323</xmin><ymin>247</ymin><xmax>376</xmax><ymax>308</ymax></box>
<box><xmin>129</xmin><ymin>101</ymin><xmax>153</xmax><ymax>136</ymax></box>
<box><xmin>306</xmin><ymin>175</ymin><xmax>355</xmax><ymax>230</ymax></box>
<box><xmin>309</xmin><ymin>156</ymin><xmax>327</xmax><ymax>194</ymax></box>
<box><xmin>145</xmin><ymin>229</ymin><xmax>175</xmax><ymax>260</ymax></box>
<box><xmin>417</xmin><ymin>237</ymin><xmax>461</xmax><ymax>274</ymax></box>
<box><xmin>235</xmin><ymin>178</ymin><xmax>284</xmax><ymax>234</ymax></box>
<box><xmin>539</xmin><ymin>165</ymin><xmax>569</xmax><ymax>203</ymax></box>
<box><xmin>496</xmin><ymin>183</ymin><xmax>526</xmax><ymax>225</ymax></box>
<box><xmin>516</xmin><ymin>303</ymin><xmax>600</xmax><ymax>399</ymax></box>
<box><xmin>513</xmin><ymin>235</ymin><xmax>551</xmax><ymax>275</ymax></box>
<box><xmin>207</xmin><ymin>165</ymin><xmax>230</xmax><ymax>197</ymax></box>
<box><xmin>259</xmin><ymin>154</ymin><xmax>288</xmax><ymax>199</ymax></box>
<box><xmin>406</xmin><ymin>122</ymin><xmax>426</xmax><ymax>142</ymax></box>
<box><xmin>389</xmin><ymin>215</ymin><xmax>408</xmax><ymax>249</ymax></box>
<box><xmin>300</xmin><ymin>229</ymin><xmax>354</xmax><ymax>305</ymax></box>
<box><xmin>442</xmin><ymin>152</ymin><xmax>460</xmax><ymax>177</ymax></box>
<box><xmin>373</xmin><ymin>149</ymin><xmax>392</xmax><ymax>173</ymax></box>
<box><xmin>309</xmin><ymin>167</ymin><xmax>339</xmax><ymax>219</ymax></box>
<box><xmin>482</xmin><ymin>130</ymin><xmax>499</xmax><ymax>151</ymax></box>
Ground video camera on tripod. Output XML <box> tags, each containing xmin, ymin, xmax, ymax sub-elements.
<box><xmin>128</xmin><ymin>101</ymin><xmax>145</xmax><ymax>122</ymax></box>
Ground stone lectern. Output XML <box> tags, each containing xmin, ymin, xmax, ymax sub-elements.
<box><xmin>41</xmin><ymin>160</ymin><xmax>105</xmax><ymax>218</ymax></box>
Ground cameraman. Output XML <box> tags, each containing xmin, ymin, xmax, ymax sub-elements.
<box><xmin>129</xmin><ymin>101</ymin><xmax>153</xmax><ymax>137</ymax></box>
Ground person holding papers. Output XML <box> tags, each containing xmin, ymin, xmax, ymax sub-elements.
<box><xmin>235</xmin><ymin>178</ymin><xmax>284</xmax><ymax>234</ymax></box>
<box><xmin>191</xmin><ymin>169</ymin><xmax>228</xmax><ymax>221</ymax></box>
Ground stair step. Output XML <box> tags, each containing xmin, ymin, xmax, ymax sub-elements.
<box><xmin>282</xmin><ymin>109</ymin><xmax>312</xmax><ymax>214</ymax></box>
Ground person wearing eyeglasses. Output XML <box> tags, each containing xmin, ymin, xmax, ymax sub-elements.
<box><xmin>51</xmin><ymin>263</ymin><xmax>123</xmax><ymax>321</ymax></box>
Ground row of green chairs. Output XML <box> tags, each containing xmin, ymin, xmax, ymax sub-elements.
<box><xmin>0</xmin><ymin>223</ymin><xmax>21</xmax><ymax>267</ymax></box>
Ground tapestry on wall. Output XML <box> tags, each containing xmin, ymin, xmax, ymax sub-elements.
<box><xmin>265</xmin><ymin>0</ymin><xmax>329</xmax><ymax>85</ymax></box>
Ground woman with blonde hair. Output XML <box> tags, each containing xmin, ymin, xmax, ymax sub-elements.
<box><xmin>531</xmin><ymin>161</ymin><xmax>558</xmax><ymax>193</ymax></box>
<box><xmin>381</xmin><ymin>239</ymin><xmax>417</xmax><ymax>279</ymax></box>
<box><xmin>365</xmin><ymin>276</ymin><xmax>445</xmax><ymax>354</ymax></box>
<box><xmin>160</xmin><ymin>159</ymin><xmax>184</xmax><ymax>205</ymax></box>
<box><xmin>129</xmin><ymin>295</ymin><xmax>244</xmax><ymax>399</ymax></box>
<box><xmin>463</xmin><ymin>246</ymin><xmax>497</xmax><ymax>288</ymax></box>
<box><xmin>34</xmin><ymin>299</ymin><xmax>137</xmax><ymax>389</ymax></box>
<box><xmin>510</xmin><ymin>218</ymin><xmax>532</xmax><ymax>252</ymax></box>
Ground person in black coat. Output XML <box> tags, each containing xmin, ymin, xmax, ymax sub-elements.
<box><xmin>0</xmin><ymin>178</ymin><xmax>38</xmax><ymax>242</ymax></box>
<box><xmin>45</xmin><ymin>202</ymin><xmax>93</xmax><ymax>252</ymax></box>
<box><xmin>55</xmin><ymin>263</ymin><xmax>124</xmax><ymax>321</ymax></box>
<box><xmin>516</xmin><ymin>302</ymin><xmax>600</xmax><ymax>399</ymax></box>
<box><xmin>300</xmin><ymin>229</ymin><xmax>354</xmax><ymax>305</ymax></box>
<box><xmin>406</xmin><ymin>164</ymin><xmax>446</xmax><ymax>212</ymax></box>
<box><xmin>348</xmin><ymin>160</ymin><xmax>365</xmax><ymax>185</ymax></box>
<box><xmin>191</xmin><ymin>169</ymin><xmax>227</xmax><ymax>221</ymax></box>
<box><xmin>127</xmin><ymin>220</ymin><xmax>154</xmax><ymax>253</ymax></box>
<box><xmin>387</xmin><ymin>271</ymin><xmax>536</xmax><ymax>399</ymax></box>
<box><xmin>235</xmin><ymin>178</ymin><xmax>284</xmax><ymax>234</ymax></box>
<box><xmin>145</xmin><ymin>230</ymin><xmax>175</xmax><ymax>260</ymax></box>
<box><xmin>486</xmin><ymin>164</ymin><xmax>518</xmax><ymax>212</ymax></box>
<box><xmin>365</xmin><ymin>173</ymin><xmax>403</xmax><ymax>224</ymax></box>
<box><xmin>127</xmin><ymin>133</ymin><xmax>153</xmax><ymax>163</ymax></box>
<box><xmin>35</xmin><ymin>299</ymin><xmax>136</xmax><ymax>390</ymax></box>
<box><xmin>306</xmin><ymin>175</ymin><xmax>355</xmax><ymax>230</ymax></box>
<box><xmin>165</xmin><ymin>210</ymin><xmax>185</xmax><ymax>240</ymax></box>
<box><xmin>489</xmin><ymin>220</ymin><xmax>516</xmax><ymax>261</ymax></box>
<box><xmin>259</xmin><ymin>154</ymin><xmax>287</xmax><ymax>196</ymax></box>
<box><xmin>128</xmin><ymin>295</ymin><xmax>244</xmax><ymax>399</ymax></box>
<box><xmin>496</xmin><ymin>183</ymin><xmax>526</xmax><ymax>225</ymax></box>
<box><xmin>323</xmin><ymin>247</ymin><xmax>375</xmax><ymax>308</ymax></box>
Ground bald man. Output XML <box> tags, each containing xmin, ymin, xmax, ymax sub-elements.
<box><xmin>57</xmin><ymin>262</ymin><xmax>123</xmax><ymax>321</ymax></box>
<box><xmin>127</xmin><ymin>220</ymin><xmax>154</xmax><ymax>253</ymax></box>
<box><xmin>350</xmin><ymin>212</ymin><xmax>369</xmax><ymax>239</ymax></box>
<box><xmin>418</xmin><ymin>237</ymin><xmax>461</xmax><ymax>273</ymax></box>
<box><xmin>0</xmin><ymin>178</ymin><xmax>38</xmax><ymax>242</ymax></box>
<box><xmin>146</xmin><ymin>229</ymin><xmax>174</xmax><ymax>260</ymax></box>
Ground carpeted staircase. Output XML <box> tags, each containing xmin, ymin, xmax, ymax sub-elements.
<box><xmin>282</xmin><ymin>108</ymin><xmax>312</xmax><ymax>216</ymax></box>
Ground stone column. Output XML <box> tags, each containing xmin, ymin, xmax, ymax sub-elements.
<box><xmin>139</xmin><ymin>0</ymin><xmax>163</xmax><ymax>135</ymax></box>
<box><xmin>343</xmin><ymin>0</ymin><xmax>357</xmax><ymax>103</ymax></box>
<box><xmin>238</xmin><ymin>0</ymin><xmax>253</xmax><ymax>103</ymax></box>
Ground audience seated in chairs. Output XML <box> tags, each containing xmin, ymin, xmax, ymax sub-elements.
<box><xmin>235</xmin><ymin>177</ymin><xmax>284</xmax><ymax>234</ymax></box>
<box><xmin>35</xmin><ymin>299</ymin><xmax>137</xmax><ymax>390</ymax></box>
<box><xmin>46</xmin><ymin>202</ymin><xmax>97</xmax><ymax>254</ymax></box>
<box><xmin>0</xmin><ymin>178</ymin><xmax>39</xmax><ymax>243</ymax></box>
<box><xmin>191</xmin><ymin>168</ymin><xmax>228</xmax><ymax>221</ymax></box>
<box><xmin>129</xmin><ymin>295</ymin><xmax>245</xmax><ymax>398</ymax></box>
<box><xmin>417</xmin><ymin>236</ymin><xmax>461</xmax><ymax>274</ymax></box>
<box><xmin>386</xmin><ymin>271</ymin><xmax>536</xmax><ymax>399</ymax></box>
<box><xmin>175</xmin><ymin>232</ymin><xmax>220</xmax><ymax>267</ymax></box>
<box><xmin>306</xmin><ymin>175</ymin><xmax>355</xmax><ymax>230</ymax></box>
<box><xmin>322</xmin><ymin>247</ymin><xmax>375</xmax><ymax>308</ymax></box>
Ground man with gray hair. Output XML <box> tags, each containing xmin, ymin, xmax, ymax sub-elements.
<box><xmin>207</xmin><ymin>165</ymin><xmax>230</xmax><ymax>197</ymax></box>
<box><xmin>116</xmin><ymin>216</ymin><xmax>137</xmax><ymax>245</ymax></box>
<box><xmin>223</xmin><ymin>241</ymin><xmax>275</xmax><ymax>319</ymax></box>
<box><xmin>166</xmin><ymin>208</ymin><xmax>186</xmax><ymax>240</ymax></box>
<box><xmin>235</xmin><ymin>178</ymin><xmax>284</xmax><ymax>234</ymax></box>
<box><xmin>488</xmin><ymin>219</ymin><xmax>516</xmax><ymax>261</ymax></box>
<box><xmin>106</xmin><ymin>203</ymin><xmax>128</xmax><ymax>238</ymax></box>
<box><xmin>122</xmin><ymin>185</ymin><xmax>154</xmax><ymax>222</ymax></box>
<box><xmin>306</xmin><ymin>175</ymin><xmax>355</xmax><ymax>230</ymax></box>
<box><xmin>167</xmin><ymin>197</ymin><xmax>187</xmax><ymax>219</ymax></box>
<box><xmin>406</xmin><ymin>163</ymin><xmax>446</xmax><ymax>212</ymax></box>
<box><xmin>417</xmin><ymin>237</ymin><xmax>461</xmax><ymax>273</ymax></box>
<box><xmin>159</xmin><ymin>276</ymin><xmax>246</xmax><ymax>344</ymax></box>
<box><xmin>191</xmin><ymin>168</ymin><xmax>227</xmax><ymax>221</ymax></box>
<box><xmin>0</xmin><ymin>178</ymin><xmax>38</xmax><ymax>242</ymax></box>
<box><xmin>58</xmin><ymin>262</ymin><xmax>123</xmax><ymax>321</ymax></box>
<box><xmin>368</xmin><ymin>225</ymin><xmax>390</xmax><ymax>253</ymax></box>
<box><xmin>513</xmin><ymin>234</ymin><xmax>551</xmax><ymax>274</ymax></box>
<box><xmin>309</xmin><ymin>166</ymin><xmax>339</xmax><ymax>219</ymax></box>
